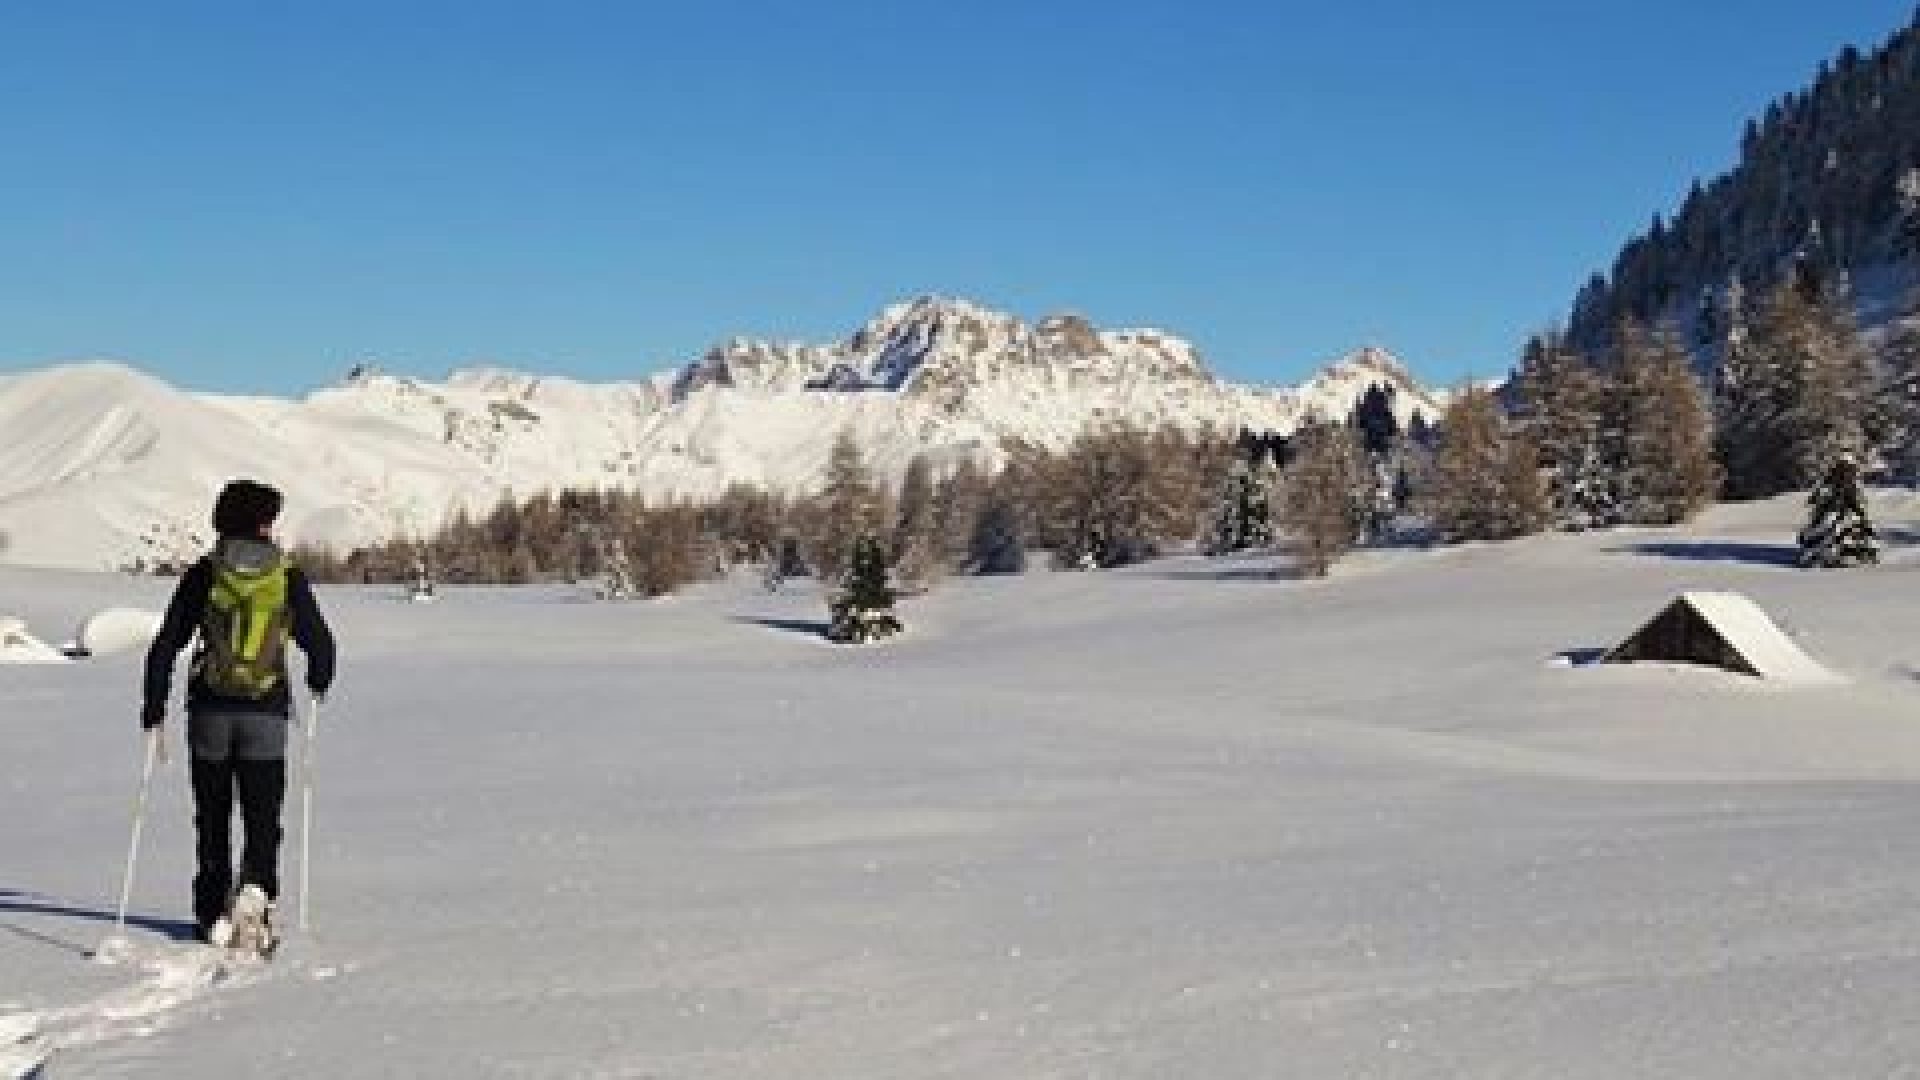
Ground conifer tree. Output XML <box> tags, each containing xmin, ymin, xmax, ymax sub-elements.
<box><xmin>1613</xmin><ymin>321</ymin><xmax>1722</xmax><ymax>524</ymax></box>
<box><xmin>1209</xmin><ymin>454</ymin><xmax>1275</xmax><ymax>554</ymax></box>
<box><xmin>598</xmin><ymin>534</ymin><xmax>634</xmax><ymax>599</ymax></box>
<box><xmin>1356</xmin><ymin>454</ymin><xmax>1400</xmax><ymax>543</ymax></box>
<box><xmin>627</xmin><ymin>502</ymin><xmax>707</xmax><ymax>597</ymax></box>
<box><xmin>1429</xmin><ymin>386</ymin><xmax>1547</xmax><ymax>542</ymax></box>
<box><xmin>406</xmin><ymin>550</ymin><xmax>437</xmax><ymax>602</ymax></box>
<box><xmin>1880</xmin><ymin>316</ymin><xmax>1920</xmax><ymax>480</ymax></box>
<box><xmin>1042</xmin><ymin>424</ymin><xmax>1170</xmax><ymax>569</ymax></box>
<box><xmin>1715</xmin><ymin>285</ymin><xmax>1790</xmax><ymax>498</ymax></box>
<box><xmin>1896</xmin><ymin>167</ymin><xmax>1920</xmax><ymax>259</ymax></box>
<box><xmin>968</xmin><ymin>486</ymin><xmax>1027</xmax><ymax>575</ymax></box>
<box><xmin>710</xmin><ymin>483</ymin><xmax>784</xmax><ymax>567</ymax></box>
<box><xmin>1718</xmin><ymin>273</ymin><xmax>1874</xmax><ymax>497</ymax></box>
<box><xmin>1251</xmin><ymin>450</ymin><xmax>1283</xmax><ymax>538</ymax></box>
<box><xmin>810</xmin><ymin>429</ymin><xmax>883</xmax><ymax>582</ymax></box>
<box><xmin>1496</xmin><ymin>429</ymin><xmax>1552</xmax><ymax>538</ymax></box>
<box><xmin>1797</xmin><ymin>456</ymin><xmax>1880</xmax><ymax>567</ymax></box>
<box><xmin>1511</xmin><ymin>332</ymin><xmax>1613</xmax><ymax>528</ymax></box>
<box><xmin>1278</xmin><ymin>417</ymin><xmax>1366</xmax><ymax>576</ymax></box>
<box><xmin>890</xmin><ymin>454</ymin><xmax>940</xmax><ymax>588</ymax></box>
<box><xmin>1350</xmin><ymin>383</ymin><xmax>1401</xmax><ymax>457</ymax></box>
<box><xmin>828</xmin><ymin>533</ymin><xmax>904</xmax><ymax>643</ymax></box>
<box><xmin>1787</xmin><ymin>272</ymin><xmax>1875</xmax><ymax>473</ymax></box>
<box><xmin>933</xmin><ymin>458</ymin><xmax>989</xmax><ymax>572</ymax></box>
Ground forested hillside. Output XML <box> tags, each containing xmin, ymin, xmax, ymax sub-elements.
<box><xmin>1567</xmin><ymin>10</ymin><xmax>1920</xmax><ymax>354</ymax></box>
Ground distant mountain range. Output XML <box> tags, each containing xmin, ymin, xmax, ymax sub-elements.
<box><xmin>0</xmin><ymin>296</ymin><xmax>1443</xmax><ymax>571</ymax></box>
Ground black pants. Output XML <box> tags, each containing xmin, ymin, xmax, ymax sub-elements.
<box><xmin>187</xmin><ymin>711</ymin><xmax>288</xmax><ymax>930</ymax></box>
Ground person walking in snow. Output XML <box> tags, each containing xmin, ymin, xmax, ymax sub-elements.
<box><xmin>142</xmin><ymin>480</ymin><xmax>336</xmax><ymax>944</ymax></box>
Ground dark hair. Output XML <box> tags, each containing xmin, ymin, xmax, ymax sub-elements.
<box><xmin>211</xmin><ymin>480</ymin><xmax>283</xmax><ymax>538</ymax></box>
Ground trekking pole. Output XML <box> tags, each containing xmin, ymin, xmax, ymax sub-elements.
<box><xmin>298</xmin><ymin>696</ymin><xmax>320</xmax><ymax>934</ymax></box>
<box><xmin>112</xmin><ymin>726</ymin><xmax>165</xmax><ymax>938</ymax></box>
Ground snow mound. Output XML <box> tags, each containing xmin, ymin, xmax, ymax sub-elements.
<box><xmin>0</xmin><ymin>616</ymin><xmax>70</xmax><ymax>665</ymax></box>
<box><xmin>75</xmin><ymin>607</ymin><xmax>164</xmax><ymax>657</ymax></box>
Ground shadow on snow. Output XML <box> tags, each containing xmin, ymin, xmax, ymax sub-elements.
<box><xmin>0</xmin><ymin>887</ymin><xmax>198</xmax><ymax>957</ymax></box>
<box><xmin>1147</xmin><ymin>565</ymin><xmax>1308</xmax><ymax>583</ymax></box>
<box><xmin>1611</xmin><ymin>540</ymin><xmax>1802</xmax><ymax>568</ymax></box>
<box><xmin>730</xmin><ymin>615</ymin><xmax>832</xmax><ymax>639</ymax></box>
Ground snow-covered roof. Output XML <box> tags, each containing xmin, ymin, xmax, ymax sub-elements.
<box><xmin>1682</xmin><ymin>592</ymin><xmax>1836</xmax><ymax>683</ymax></box>
<box><xmin>1606</xmin><ymin>591</ymin><xmax>1836</xmax><ymax>685</ymax></box>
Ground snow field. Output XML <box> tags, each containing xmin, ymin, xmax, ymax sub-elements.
<box><xmin>2</xmin><ymin>494</ymin><xmax>1920</xmax><ymax>1076</ymax></box>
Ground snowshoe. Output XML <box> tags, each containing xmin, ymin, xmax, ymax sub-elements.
<box><xmin>222</xmin><ymin>885</ymin><xmax>278</xmax><ymax>959</ymax></box>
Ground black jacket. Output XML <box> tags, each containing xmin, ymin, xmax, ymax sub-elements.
<box><xmin>143</xmin><ymin>541</ymin><xmax>336</xmax><ymax>726</ymax></box>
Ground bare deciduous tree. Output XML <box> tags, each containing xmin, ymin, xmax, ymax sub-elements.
<box><xmin>1277</xmin><ymin>416</ymin><xmax>1366</xmax><ymax>576</ymax></box>
<box><xmin>1429</xmin><ymin>386</ymin><xmax>1548</xmax><ymax>543</ymax></box>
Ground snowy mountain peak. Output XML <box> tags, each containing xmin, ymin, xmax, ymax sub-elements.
<box><xmin>1289</xmin><ymin>346</ymin><xmax>1441</xmax><ymax>426</ymax></box>
<box><xmin>1340</xmin><ymin>345</ymin><xmax>1416</xmax><ymax>379</ymax></box>
<box><xmin>669</xmin><ymin>296</ymin><xmax>1223</xmax><ymax>409</ymax></box>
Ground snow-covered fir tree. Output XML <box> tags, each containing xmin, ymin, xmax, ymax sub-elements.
<box><xmin>1898</xmin><ymin>166</ymin><xmax>1920</xmax><ymax>259</ymax></box>
<box><xmin>1357</xmin><ymin>454</ymin><xmax>1399</xmax><ymax>544</ymax></box>
<box><xmin>1559</xmin><ymin>437</ymin><xmax>1619</xmax><ymax>530</ymax></box>
<box><xmin>1512</xmin><ymin>331</ymin><xmax>1616</xmax><ymax>529</ymax></box>
<box><xmin>1209</xmin><ymin>454</ymin><xmax>1275</xmax><ymax>554</ymax></box>
<box><xmin>598</xmin><ymin>535</ymin><xmax>635</xmax><ymax>600</ymax></box>
<box><xmin>1880</xmin><ymin>315</ymin><xmax>1920</xmax><ymax>481</ymax></box>
<box><xmin>1797</xmin><ymin>455</ymin><xmax>1879</xmax><ymax>567</ymax></box>
<box><xmin>1717</xmin><ymin>271</ymin><xmax>1874</xmax><ymax>498</ymax></box>
<box><xmin>405</xmin><ymin>551</ymin><xmax>437</xmax><ymax>603</ymax></box>
<box><xmin>828</xmin><ymin>533</ymin><xmax>904</xmax><ymax>643</ymax></box>
<box><xmin>1347</xmin><ymin>384</ymin><xmax>1407</xmax><ymax>542</ymax></box>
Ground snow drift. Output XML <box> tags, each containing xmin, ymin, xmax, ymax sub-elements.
<box><xmin>73</xmin><ymin>607</ymin><xmax>165</xmax><ymax>657</ymax></box>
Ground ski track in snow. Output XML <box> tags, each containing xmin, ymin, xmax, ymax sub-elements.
<box><xmin>0</xmin><ymin>938</ymin><xmax>290</xmax><ymax>1077</ymax></box>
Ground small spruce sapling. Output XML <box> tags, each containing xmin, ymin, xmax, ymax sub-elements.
<box><xmin>1797</xmin><ymin>456</ymin><xmax>1879</xmax><ymax>568</ymax></box>
<box><xmin>828</xmin><ymin>534</ymin><xmax>904</xmax><ymax>643</ymax></box>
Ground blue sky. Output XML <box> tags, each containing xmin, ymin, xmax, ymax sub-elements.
<box><xmin>1</xmin><ymin>2</ymin><xmax>1914</xmax><ymax>394</ymax></box>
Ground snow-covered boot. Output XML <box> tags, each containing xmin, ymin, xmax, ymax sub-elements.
<box><xmin>224</xmin><ymin>884</ymin><xmax>278</xmax><ymax>959</ymax></box>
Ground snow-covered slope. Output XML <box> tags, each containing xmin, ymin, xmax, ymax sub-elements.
<box><xmin>5</xmin><ymin>492</ymin><xmax>1920</xmax><ymax>1076</ymax></box>
<box><xmin>0</xmin><ymin>298</ymin><xmax>1444</xmax><ymax>570</ymax></box>
<box><xmin>0</xmin><ymin>364</ymin><xmax>404</xmax><ymax>570</ymax></box>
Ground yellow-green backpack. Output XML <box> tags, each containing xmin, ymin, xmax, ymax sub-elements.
<box><xmin>197</xmin><ymin>554</ymin><xmax>291</xmax><ymax>699</ymax></box>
